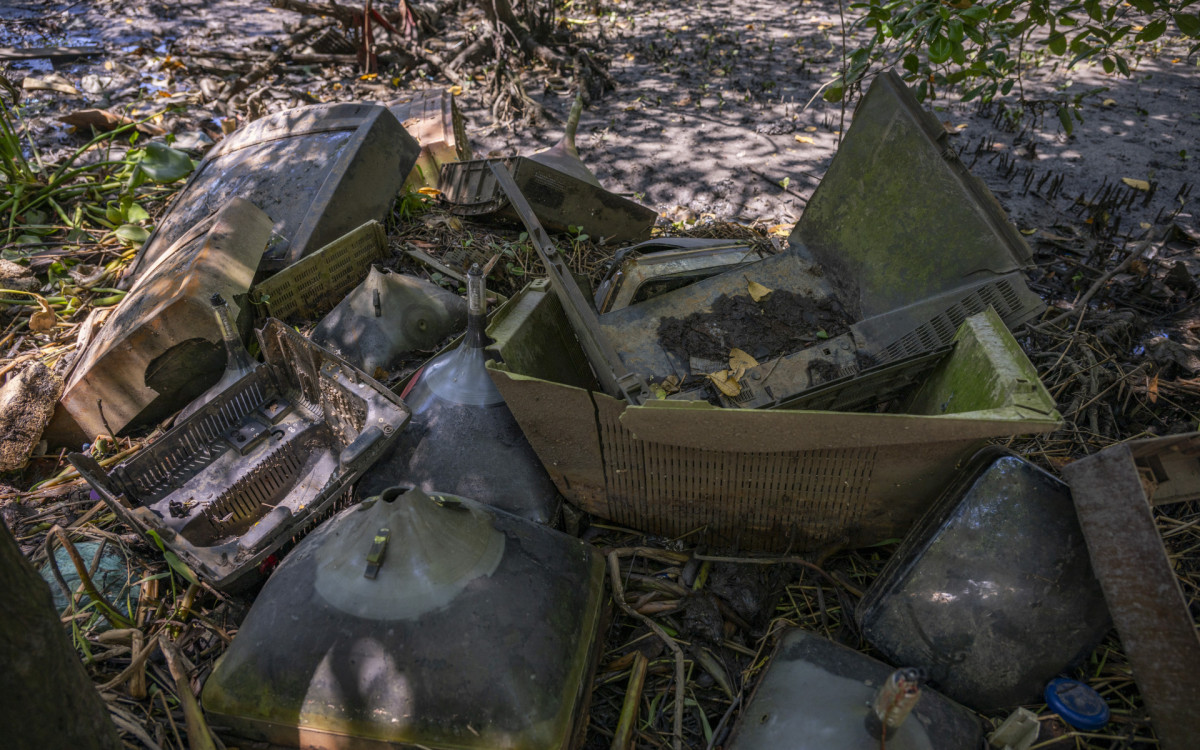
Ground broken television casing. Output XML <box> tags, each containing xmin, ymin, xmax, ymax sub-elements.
<box><xmin>68</xmin><ymin>321</ymin><xmax>411</xmax><ymax>591</ymax></box>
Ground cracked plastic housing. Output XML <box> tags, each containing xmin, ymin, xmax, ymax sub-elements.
<box><xmin>123</xmin><ymin>102</ymin><xmax>419</xmax><ymax>281</ymax></box>
<box><xmin>726</xmin><ymin>629</ymin><xmax>981</xmax><ymax>750</ymax></box>
<box><xmin>67</xmin><ymin>321</ymin><xmax>411</xmax><ymax>591</ymax></box>
<box><xmin>857</xmin><ymin>448</ymin><xmax>1111</xmax><ymax>711</ymax></box>
<box><xmin>60</xmin><ymin>197</ymin><xmax>272</xmax><ymax>439</ymax></box>
<box><xmin>201</xmin><ymin>487</ymin><xmax>607</xmax><ymax>750</ymax></box>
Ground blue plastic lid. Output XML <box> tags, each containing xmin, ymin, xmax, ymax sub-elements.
<box><xmin>1045</xmin><ymin>678</ymin><xmax>1109</xmax><ymax>731</ymax></box>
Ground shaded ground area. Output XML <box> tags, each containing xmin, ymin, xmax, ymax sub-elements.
<box><xmin>2</xmin><ymin>1</ymin><xmax>1199</xmax><ymax>749</ymax></box>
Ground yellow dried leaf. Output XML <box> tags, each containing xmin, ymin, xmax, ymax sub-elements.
<box><xmin>805</xmin><ymin>126</ymin><xmax>818</xmax><ymax>132</ymax></box>
<box><xmin>729</xmin><ymin>348</ymin><xmax>759</xmax><ymax>371</ymax></box>
<box><xmin>1122</xmin><ymin>177</ymin><xmax>1150</xmax><ymax>191</ymax></box>
<box><xmin>1101</xmin><ymin>98</ymin><xmax>1117</xmax><ymax>107</ymax></box>
<box><xmin>1140</xmin><ymin>222</ymin><xmax>1152</xmax><ymax>229</ymax></box>
<box><xmin>794</xmin><ymin>135</ymin><xmax>814</xmax><ymax>144</ymax></box>
<box><xmin>768</xmin><ymin>223</ymin><xmax>794</xmax><ymax>237</ymax></box>
<box><xmin>359</xmin><ymin>73</ymin><xmax>378</xmax><ymax>81</ymax></box>
<box><xmin>29</xmin><ymin>296</ymin><xmax>56</xmax><ymax>333</ymax></box>
<box><xmin>707</xmin><ymin>370</ymin><xmax>741</xmax><ymax>398</ymax></box>
<box><xmin>1147</xmin><ymin>374</ymin><xmax>1159</xmax><ymax>404</ymax></box>
<box><xmin>747</xmin><ymin>279</ymin><xmax>772</xmax><ymax>302</ymax></box>
<box><xmin>447</xmin><ymin>85</ymin><xmax>463</xmax><ymax>96</ymax></box>
<box><xmin>417</xmin><ymin>187</ymin><xmax>442</xmax><ymax>196</ymax></box>
<box><xmin>1020</xmin><ymin>228</ymin><xmax>1037</xmax><ymax>235</ymax></box>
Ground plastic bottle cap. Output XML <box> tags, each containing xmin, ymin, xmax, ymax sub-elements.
<box><xmin>1044</xmin><ymin>678</ymin><xmax>1109</xmax><ymax>731</ymax></box>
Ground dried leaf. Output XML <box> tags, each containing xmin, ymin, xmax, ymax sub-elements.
<box><xmin>1147</xmin><ymin>374</ymin><xmax>1159</xmax><ymax>404</ymax></box>
<box><xmin>447</xmin><ymin>85</ymin><xmax>463</xmax><ymax>96</ymax></box>
<box><xmin>729</xmin><ymin>347</ymin><xmax>759</xmax><ymax>371</ymax></box>
<box><xmin>58</xmin><ymin>108</ymin><xmax>165</xmax><ymax>136</ymax></box>
<box><xmin>747</xmin><ymin>279</ymin><xmax>772</xmax><ymax>302</ymax></box>
<box><xmin>707</xmin><ymin>370</ymin><xmax>741</xmax><ymax>398</ymax></box>
<box><xmin>794</xmin><ymin>135</ymin><xmax>814</xmax><ymax>144</ymax></box>
<box><xmin>29</xmin><ymin>296</ymin><xmax>56</xmax><ymax>333</ymax></box>
<box><xmin>417</xmin><ymin>186</ymin><xmax>442</xmax><ymax>196</ymax></box>
<box><xmin>1122</xmin><ymin>177</ymin><xmax>1151</xmax><ymax>191</ymax></box>
<box><xmin>768</xmin><ymin>223</ymin><xmax>794</xmax><ymax>237</ymax></box>
<box><xmin>1101</xmin><ymin>98</ymin><xmax>1117</xmax><ymax>107</ymax></box>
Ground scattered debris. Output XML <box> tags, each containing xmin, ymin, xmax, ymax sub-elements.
<box><xmin>0</xmin><ymin>362</ymin><xmax>63</xmax><ymax>472</ymax></box>
<box><xmin>358</xmin><ymin>265</ymin><xmax>559</xmax><ymax>523</ymax></box>
<box><xmin>68</xmin><ymin>320</ymin><xmax>411</xmax><ymax>590</ymax></box>
<box><xmin>857</xmin><ymin>448</ymin><xmax>1111</xmax><ymax>712</ymax></box>
<box><xmin>725</xmin><ymin>629</ymin><xmax>982</xmax><ymax>749</ymax></box>
<box><xmin>385</xmin><ymin>89</ymin><xmax>472</xmax><ymax>190</ymax></box>
<box><xmin>201</xmin><ymin>486</ymin><xmax>606</xmax><ymax>749</ymax></box>
<box><xmin>310</xmin><ymin>266</ymin><xmax>467</xmax><ymax>377</ymax></box>
<box><xmin>1061</xmin><ymin>435</ymin><xmax>1200</xmax><ymax>750</ymax></box>
<box><xmin>59</xmin><ymin>198</ymin><xmax>273</xmax><ymax>439</ymax></box>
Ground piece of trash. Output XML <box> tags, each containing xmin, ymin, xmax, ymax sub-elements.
<box><xmin>176</xmin><ymin>294</ymin><xmax>262</xmax><ymax>423</ymax></box>
<box><xmin>385</xmin><ymin>89</ymin><xmax>472</xmax><ymax>190</ymax></box>
<box><xmin>251</xmin><ymin>220</ymin><xmax>390</xmax><ymax>321</ymax></box>
<box><xmin>593</xmin><ymin>71</ymin><xmax>1043</xmax><ymax>409</ymax></box>
<box><xmin>988</xmin><ymin>707</ymin><xmax>1040</xmax><ymax>750</ymax></box>
<box><xmin>357</xmin><ymin>265</ymin><xmax>559</xmax><ymax>523</ymax></box>
<box><xmin>487</xmin><ymin>289</ymin><xmax>1060</xmax><ymax>552</ymax></box>
<box><xmin>527</xmin><ymin>94</ymin><xmax>600</xmax><ymax>187</ymax></box>
<box><xmin>68</xmin><ymin>320</ymin><xmax>410</xmax><ymax>591</ymax></box>
<box><xmin>58</xmin><ymin>108</ymin><xmax>165</xmax><ymax>136</ymax></box>
<box><xmin>60</xmin><ymin>198</ymin><xmax>273</xmax><ymax>439</ymax></box>
<box><xmin>439</xmin><ymin>100</ymin><xmax>654</xmax><ymax>244</ymax></box>
<box><xmin>724</xmin><ymin>629</ymin><xmax>981</xmax><ymax>749</ymax></box>
<box><xmin>0</xmin><ymin>258</ymin><xmax>39</xmax><ymax>291</ymax></box>
<box><xmin>21</xmin><ymin>74</ymin><xmax>78</xmax><ymax>95</ymax></box>
<box><xmin>593</xmin><ymin>238</ymin><xmax>771</xmax><ymax>314</ymax></box>
<box><xmin>439</xmin><ymin>154</ymin><xmax>656</xmax><ymax>243</ymax></box>
<box><xmin>122</xmin><ymin>102</ymin><xmax>420</xmax><ymax>284</ymax></box>
<box><xmin>1060</xmin><ymin>435</ymin><xmax>1200</xmax><ymax>750</ymax></box>
<box><xmin>1044</xmin><ymin>679</ymin><xmax>1109</xmax><ymax>731</ymax></box>
<box><xmin>38</xmin><ymin>540</ymin><xmax>137</xmax><ymax>624</ymax></box>
<box><xmin>0</xmin><ymin>362</ymin><xmax>63</xmax><ymax>472</ymax></box>
<box><xmin>201</xmin><ymin>486</ymin><xmax>606</xmax><ymax>749</ymax></box>
<box><xmin>856</xmin><ymin>448</ymin><xmax>1110</xmax><ymax>712</ymax></box>
<box><xmin>309</xmin><ymin>266</ymin><xmax>466</xmax><ymax>376</ymax></box>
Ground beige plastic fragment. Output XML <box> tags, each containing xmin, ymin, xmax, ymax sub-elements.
<box><xmin>0</xmin><ymin>363</ymin><xmax>63</xmax><ymax>472</ymax></box>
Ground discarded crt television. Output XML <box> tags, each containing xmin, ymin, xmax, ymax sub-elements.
<box><xmin>572</xmin><ymin>71</ymin><xmax>1045</xmax><ymax>411</ymax></box>
<box><xmin>310</xmin><ymin>267</ymin><xmax>467</xmax><ymax>377</ymax></box>
<box><xmin>1061</xmin><ymin>435</ymin><xmax>1200</xmax><ymax>750</ymax></box>
<box><xmin>251</xmin><ymin>220</ymin><xmax>390</xmax><ymax>322</ymax></box>
<box><xmin>856</xmin><ymin>448</ymin><xmax>1111</xmax><ymax>712</ymax></box>
<box><xmin>124</xmin><ymin>102</ymin><xmax>419</xmax><ymax>282</ymax></box>
<box><xmin>486</xmin><ymin>279</ymin><xmax>1059</xmax><ymax>551</ymax></box>
<box><xmin>385</xmin><ymin>89</ymin><xmax>471</xmax><ymax>190</ymax></box>
<box><xmin>60</xmin><ymin>198</ymin><xmax>272</xmax><ymax>439</ymax></box>
<box><xmin>201</xmin><ymin>486</ymin><xmax>607</xmax><ymax>750</ymax></box>
<box><xmin>593</xmin><ymin>238</ymin><xmax>774</xmax><ymax>314</ymax></box>
<box><xmin>725</xmin><ymin>629</ymin><xmax>981</xmax><ymax>750</ymax></box>
<box><xmin>358</xmin><ymin>266</ymin><xmax>560</xmax><ymax>523</ymax></box>
<box><xmin>438</xmin><ymin>97</ymin><xmax>655</xmax><ymax>244</ymax></box>
<box><xmin>67</xmin><ymin>321</ymin><xmax>410</xmax><ymax>591</ymax></box>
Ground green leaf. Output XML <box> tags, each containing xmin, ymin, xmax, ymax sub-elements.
<box><xmin>1047</xmin><ymin>31</ymin><xmax>1068</xmax><ymax>55</ymax></box>
<box><xmin>960</xmin><ymin>6</ymin><xmax>988</xmax><ymax>23</ymax></box>
<box><xmin>145</xmin><ymin>529</ymin><xmax>201</xmax><ymax>586</ymax></box>
<box><xmin>115</xmin><ymin>224</ymin><xmax>149</xmax><ymax>246</ymax></box>
<box><xmin>1058</xmin><ymin>105</ymin><xmax>1074</xmax><ymax>136</ymax></box>
<box><xmin>1127</xmin><ymin>0</ymin><xmax>1155</xmax><ymax>12</ymax></box>
<box><xmin>138</xmin><ymin>141</ymin><xmax>194</xmax><ymax>183</ymax></box>
<box><xmin>125</xmin><ymin>203</ymin><xmax>150</xmax><ymax>223</ymax></box>
<box><xmin>1137</xmin><ymin>18</ymin><xmax>1168</xmax><ymax>42</ymax></box>
<box><xmin>1102</xmin><ymin>56</ymin><xmax>1116</xmax><ymax>73</ymax></box>
<box><xmin>823</xmin><ymin>84</ymin><xmax>845</xmax><ymax>102</ymax></box>
<box><xmin>903</xmin><ymin>52</ymin><xmax>920</xmax><ymax>73</ymax></box>
<box><xmin>1084</xmin><ymin>0</ymin><xmax>1102</xmax><ymax>22</ymax></box>
<box><xmin>1115</xmin><ymin>54</ymin><xmax>1130</xmax><ymax>76</ymax></box>
<box><xmin>929</xmin><ymin>35</ymin><xmax>953</xmax><ymax>63</ymax></box>
<box><xmin>1175</xmin><ymin>13</ymin><xmax>1200</xmax><ymax>38</ymax></box>
<box><xmin>947</xmin><ymin>18</ymin><xmax>964</xmax><ymax>42</ymax></box>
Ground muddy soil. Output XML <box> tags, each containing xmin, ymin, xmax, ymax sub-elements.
<box><xmin>657</xmin><ymin>289</ymin><xmax>852</xmax><ymax>363</ymax></box>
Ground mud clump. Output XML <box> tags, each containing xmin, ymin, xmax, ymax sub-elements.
<box><xmin>656</xmin><ymin>291</ymin><xmax>852</xmax><ymax>365</ymax></box>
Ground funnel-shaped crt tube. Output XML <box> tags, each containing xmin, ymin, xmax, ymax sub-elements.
<box><xmin>357</xmin><ymin>265</ymin><xmax>560</xmax><ymax>523</ymax></box>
